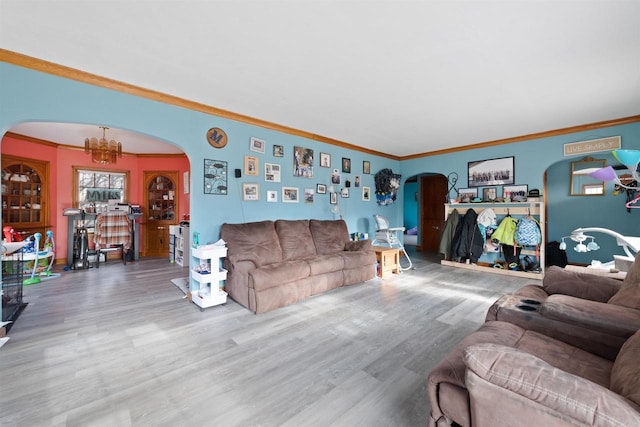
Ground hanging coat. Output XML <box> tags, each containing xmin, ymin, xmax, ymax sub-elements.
<box><xmin>451</xmin><ymin>209</ymin><xmax>484</xmax><ymax>263</ymax></box>
<box><xmin>438</xmin><ymin>209</ymin><xmax>460</xmax><ymax>260</ymax></box>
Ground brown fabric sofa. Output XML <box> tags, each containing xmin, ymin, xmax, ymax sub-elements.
<box><xmin>486</xmin><ymin>255</ymin><xmax>640</xmax><ymax>360</ymax></box>
<box><xmin>428</xmin><ymin>321</ymin><xmax>640</xmax><ymax>427</ymax></box>
<box><xmin>220</xmin><ymin>219</ymin><xmax>376</xmax><ymax>314</ymax></box>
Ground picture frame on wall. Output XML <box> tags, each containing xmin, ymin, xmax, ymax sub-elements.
<box><xmin>458</xmin><ymin>187</ymin><xmax>478</xmax><ymax>202</ymax></box>
<box><xmin>244</xmin><ymin>155</ymin><xmax>258</xmax><ymax>176</ymax></box>
<box><xmin>468</xmin><ymin>156</ymin><xmax>514</xmax><ymax>187</ymax></box>
<box><xmin>293</xmin><ymin>146</ymin><xmax>314</xmax><ymax>178</ymax></box>
<box><xmin>330</xmin><ymin>191</ymin><xmax>338</xmax><ymax>205</ymax></box>
<box><xmin>316</xmin><ymin>183</ymin><xmax>327</xmax><ymax>194</ymax></box>
<box><xmin>282</xmin><ymin>186</ymin><xmax>299</xmax><ymax>203</ymax></box>
<box><xmin>320</xmin><ymin>152</ymin><xmax>331</xmax><ymax>168</ymax></box>
<box><xmin>242</xmin><ymin>183</ymin><xmax>259</xmax><ymax>201</ymax></box>
<box><xmin>362</xmin><ymin>186</ymin><xmax>371</xmax><ymax>201</ymax></box>
<box><xmin>304</xmin><ymin>188</ymin><xmax>315</xmax><ymax>203</ymax></box>
<box><xmin>342</xmin><ymin>157</ymin><xmax>351</xmax><ymax>173</ymax></box>
<box><xmin>250</xmin><ymin>137</ymin><xmax>266</xmax><ymax>154</ymax></box>
<box><xmin>503</xmin><ymin>184</ymin><xmax>528</xmax><ymax>201</ymax></box>
<box><xmin>264</xmin><ymin>163</ymin><xmax>281</xmax><ymax>182</ymax></box>
<box><xmin>363</xmin><ymin>160</ymin><xmax>371</xmax><ymax>174</ymax></box>
<box><xmin>267</xmin><ymin>190</ymin><xmax>278</xmax><ymax>202</ymax></box>
<box><xmin>273</xmin><ymin>144</ymin><xmax>284</xmax><ymax>157</ymax></box>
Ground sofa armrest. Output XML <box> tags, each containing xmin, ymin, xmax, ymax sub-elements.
<box><xmin>227</xmin><ymin>253</ymin><xmax>260</xmax><ymax>268</ymax></box>
<box><xmin>464</xmin><ymin>344</ymin><xmax>640</xmax><ymax>427</ymax></box>
<box><xmin>543</xmin><ymin>266</ymin><xmax>622</xmax><ymax>302</ymax></box>
<box><xmin>541</xmin><ymin>294</ymin><xmax>640</xmax><ymax>339</ymax></box>
<box><xmin>344</xmin><ymin>239</ymin><xmax>372</xmax><ymax>251</ymax></box>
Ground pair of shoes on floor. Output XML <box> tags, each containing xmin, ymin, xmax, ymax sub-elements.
<box><xmin>519</xmin><ymin>255</ymin><xmax>541</xmax><ymax>273</ymax></box>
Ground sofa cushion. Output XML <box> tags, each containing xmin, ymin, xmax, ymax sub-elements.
<box><xmin>221</xmin><ymin>220</ymin><xmax>283</xmax><ymax>267</ymax></box>
<box><xmin>249</xmin><ymin>260</ymin><xmax>311</xmax><ymax>291</ymax></box>
<box><xmin>309</xmin><ymin>219</ymin><xmax>350</xmax><ymax>255</ymax></box>
<box><xmin>611</xmin><ymin>330</ymin><xmax>640</xmax><ymax>406</ymax></box>
<box><xmin>340</xmin><ymin>250</ymin><xmax>376</xmax><ymax>269</ymax></box>
<box><xmin>608</xmin><ymin>251</ymin><xmax>640</xmax><ymax>309</ymax></box>
<box><xmin>464</xmin><ymin>343</ymin><xmax>640</xmax><ymax>427</ymax></box>
<box><xmin>305</xmin><ymin>254</ymin><xmax>344</xmax><ymax>275</ymax></box>
<box><xmin>275</xmin><ymin>219</ymin><xmax>316</xmax><ymax>261</ymax></box>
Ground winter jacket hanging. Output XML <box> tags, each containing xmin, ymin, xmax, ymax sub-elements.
<box><xmin>451</xmin><ymin>209</ymin><xmax>484</xmax><ymax>263</ymax></box>
<box><xmin>439</xmin><ymin>209</ymin><xmax>460</xmax><ymax>260</ymax></box>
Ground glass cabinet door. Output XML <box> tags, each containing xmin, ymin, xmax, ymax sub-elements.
<box><xmin>1</xmin><ymin>156</ymin><xmax>49</xmax><ymax>236</ymax></box>
<box><xmin>147</xmin><ymin>175</ymin><xmax>176</xmax><ymax>221</ymax></box>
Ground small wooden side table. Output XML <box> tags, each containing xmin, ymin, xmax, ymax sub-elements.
<box><xmin>372</xmin><ymin>246</ymin><xmax>400</xmax><ymax>278</ymax></box>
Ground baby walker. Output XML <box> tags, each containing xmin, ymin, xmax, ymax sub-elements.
<box><xmin>23</xmin><ymin>230</ymin><xmax>60</xmax><ymax>285</ymax></box>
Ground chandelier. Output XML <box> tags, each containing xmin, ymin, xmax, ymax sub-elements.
<box><xmin>84</xmin><ymin>126</ymin><xmax>122</xmax><ymax>164</ymax></box>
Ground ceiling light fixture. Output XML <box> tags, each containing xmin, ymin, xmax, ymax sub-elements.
<box><xmin>84</xmin><ymin>126</ymin><xmax>122</xmax><ymax>164</ymax></box>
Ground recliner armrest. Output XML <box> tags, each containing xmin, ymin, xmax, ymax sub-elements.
<box><xmin>543</xmin><ymin>266</ymin><xmax>622</xmax><ymax>302</ymax></box>
<box><xmin>464</xmin><ymin>344</ymin><xmax>640</xmax><ymax>427</ymax></box>
<box><xmin>344</xmin><ymin>239</ymin><xmax>372</xmax><ymax>251</ymax></box>
<box><xmin>542</xmin><ymin>294</ymin><xmax>640</xmax><ymax>338</ymax></box>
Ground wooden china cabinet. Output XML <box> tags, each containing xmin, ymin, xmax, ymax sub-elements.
<box><xmin>1</xmin><ymin>155</ymin><xmax>50</xmax><ymax>239</ymax></box>
<box><xmin>143</xmin><ymin>171</ymin><xmax>179</xmax><ymax>257</ymax></box>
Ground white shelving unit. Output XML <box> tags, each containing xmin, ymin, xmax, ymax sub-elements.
<box><xmin>170</xmin><ymin>224</ymin><xmax>189</xmax><ymax>267</ymax></box>
<box><xmin>190</xmin><ymin>245</ymin><xmax>228</xmax><ymax>311</ymax></box>
<box><xmin>440</xmin><ymin>200</ymin><xmax>545</xmax><ymax>280</ymax></box>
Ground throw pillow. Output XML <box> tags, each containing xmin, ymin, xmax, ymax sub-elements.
<box><xmin>610</xmin><ymin>330</ymin><xmax>640</xmax><ymax>406</ymax></box>
<box><xmin>608</xmin><ymin>252</ymin><xmax>640</xmax><ymax>309</ymax></box>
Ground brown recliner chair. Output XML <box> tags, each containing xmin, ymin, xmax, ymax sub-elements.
<box><xmin>486</xmin><ymin>253</ymin><xmax>640</xmax><ymax>360</ymax></box>
<box><xmin>427</xmin><ymin>321</ymin><xmax>640</xmax><ymax>427</ymax></box>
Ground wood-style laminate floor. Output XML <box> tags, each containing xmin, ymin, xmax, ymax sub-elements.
<box><xmin>0</xmin><ymin>248</ymin><xmax>534</xmax><ymax>427</ymax></box>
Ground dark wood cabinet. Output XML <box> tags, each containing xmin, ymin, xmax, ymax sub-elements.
<box><xmin>1</xmin><ymin>156</ymin><xmax>50</xmax><ymax>239</ymax></box>
<box><xmin>143</xmin><ymin>171</ymin><xmax>178</xmax><ymax>257</ymax></box>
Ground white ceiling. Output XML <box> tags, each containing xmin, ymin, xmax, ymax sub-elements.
<box><xmin>2</xmin><ymin>1</ymin><xmax>640</xmax><ymax>157</ymax></box>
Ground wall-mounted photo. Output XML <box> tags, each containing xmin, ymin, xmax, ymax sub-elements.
<box><xmin>273</xmin><ymin>144</ymin><xmax>284</xmax><ymax>157</ymax></box>
<box><xmin>264</xmin><ymin>163</ymin><xmax>281</xmax><ymax>182</ymax></box>
<box><xmin>363</xmin><ymin>160</ymin><xmax>371</xmax><ymax>174</ymax></box>
<box><xmin>320</xmin><ymin>152</ymin><xmax>331</xmax><ymax>168</ymax></box>
<box><xmin>341</xmin><ymin>188</ymin><xmax>349</xmax><ymax>198</ymax></box>
<box><xmin>267</xmin><ymin>190</ymin><xmax>278</xmax><ymax>202</ymax></box>
<box><xmin>242</xmin><ymin>183</ymin><xmax>259</xmax><ymax>201</ymax></box>
<box><xmin>316</xmin><ymin>183</ymin><xmax>326</xmax><ymax>194</ymax></box>
<box><xmin>503</xmin><ymin>184</ymin><xmax>528</xmax><ymax>201</ymax></box>
<box><xmin>362</xmin><ymin>186</ymin><xmax>371</xmax><ymax>201</ymax></box>
<box><xmin>468</xmin><ymin>156</ymin><xmax>514</xmax><ymax>187</ymax></box>
<box><xmin>330</xmin><ymin>192</ymin><xmax>338</xmax><ymax>205</ymax></box>
<box><xmin>244</xmin><ymin>155</ymin><xmax>258</xmax><ymax>176</ymax></box>
<box><xmin>342</xmin><ymin>157</ymin><xmax>351</xmax><ymax>173</ymax></box>
<box><xmin>293</xmin><ymin>146</ymin><xmax>314</xmax><ymax>178</ymax></box>
<box><xmin>304</xmin><ymin>188</ymin><xmax>315</xmax><ymax>203</ymax></box>
<box><xmin>282</xmin><ymin>186</ymin><xmax>299</xmax><ymax>203</ymax></box>
<box><xmin>354</xmin><ymin>175</ymin><xmax>361</xmax><ymax>187</ymax></box>
<box><xmin>250</xmin><ymin>137</ymin><xmax>265</xmax><ymax>154</ymax></box>
<box><xmin>331</xmin><ymin>169</ymin><xmax>341</xmax><ymax>184</ymax></box>
<box><xmin>458</xmin><ymin>187</ymin><xmax>478</xmax><ymax>203</ymax></box>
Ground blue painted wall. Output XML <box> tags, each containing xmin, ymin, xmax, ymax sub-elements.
<box><xmin>2</xmin><ymin>61</ymin><xmax>639</xmax><ymax>265</ymax></box>
<box><xmin>400</xmin><ymin>123</ymin><xmax>640</xmax><ymax>264</ymax></box>
<box><xmin>0</xmin><ymin>62</ymin><xmax>402</xmax><ymax>245</ymax></box>
<box><xmin>403</xmin><ymin>181</ymin><xmax>418</xmax><ymax>230</ymax></box>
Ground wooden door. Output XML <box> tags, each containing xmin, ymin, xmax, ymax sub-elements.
<box><xmin>419</xmin><ymin>174</ymin><xmax>448</xmax><ymax>252</ymax></box>
<box><xmin>143</xmin><ymin>171</ymin><xmax>179</xmax><ymax>257</ymax></box>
